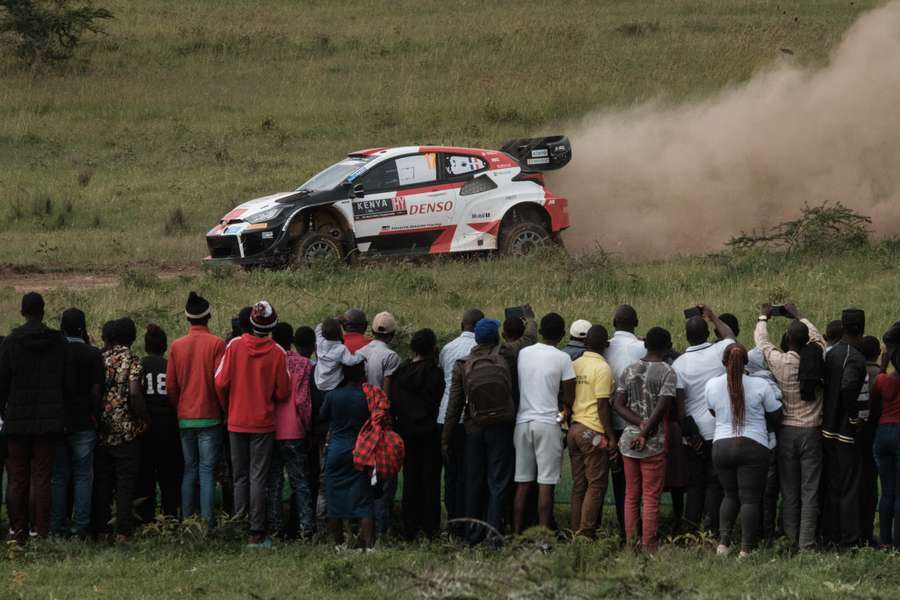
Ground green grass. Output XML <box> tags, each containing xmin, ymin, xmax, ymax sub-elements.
<box><xmin>0</xmin><ymin>0</ymin><xmax>880</xmax><ymax>269</ymax></box>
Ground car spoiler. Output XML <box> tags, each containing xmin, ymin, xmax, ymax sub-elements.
<box><xmin>499</xmin><ymin>135</ymin><xmax>571</xmax><ymax>171</ymax></box>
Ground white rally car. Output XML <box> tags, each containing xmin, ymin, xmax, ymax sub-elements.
<box><xmin>205</xmin><ymin>136</ymin><xmax>571</xmax><ymax>265</ymax></box>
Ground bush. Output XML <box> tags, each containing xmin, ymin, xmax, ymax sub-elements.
<box><xmin>0</xmin><ymin>0</ymin><xmax>113</xmax><ymax>66</ymax></box>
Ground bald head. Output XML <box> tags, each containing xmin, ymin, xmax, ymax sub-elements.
<box><xmin>685</xmin><ymin>316</ymin><xmax>709</xmax><ymax>346</ymax></box>
<box><xmin>613</xmin><ymin>304</ymin><xmax>638</xmax><ymax>332</ymax></box>
<box><xmin>461</xmin><ymin>308</ymin><xmax>485</xmax><ymax>333</ymax></box>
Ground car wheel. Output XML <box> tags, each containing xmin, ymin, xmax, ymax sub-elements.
<box><xmin>498</xmin><ymin>221</ymin><xmax>551</xmax><ymax>256</ymax></box>
<box><xmin>294</xmin><ymin>231</ymin><xmax>344</xmax><ymax>264</ymax></box>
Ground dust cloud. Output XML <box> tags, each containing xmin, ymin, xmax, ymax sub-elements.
<box><xmin>549</xmin><ymin>1</ymin><xmax>900</xmax><ymax>257</ymax></box>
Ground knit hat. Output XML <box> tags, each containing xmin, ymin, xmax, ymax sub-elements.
<box><xmin>250</xmin><ymin>300</ymin><xmax>278</xmax><ymax>333</ymax></box>
<box><xmin>184</xmin><ymin>291</ymin><xmax>211</xmax><ymax>319</ymax></box>
<box><xmin>474</xmin><ymin>318</ymin><xmax>501</xmax><ymax>345</ymax></box>
<box><xmin>372</xmin><ymin>311</ymin><xmax>397</xmax><ymax>334</ymax></box>
<box><xmin>569</xmin><ymin>319</ymin><xmax>591</xmax><ymax>340</ymax></box>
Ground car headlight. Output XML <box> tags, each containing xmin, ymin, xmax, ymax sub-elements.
<box><xmin>244</xmin><ymin>207</ymin><xmax>283</xmax><ymax>224</ymax></box>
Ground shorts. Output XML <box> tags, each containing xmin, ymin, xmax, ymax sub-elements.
<box><xmin>514</xmin><ymin>421</ymin><xmax>563</xmax><ymax>485</ymax></box>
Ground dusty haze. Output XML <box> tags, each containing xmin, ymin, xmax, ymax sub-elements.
<box><xmin>550</xmin><ymin>1</ymin><xmax>900</xmax><ymax>257</ymax></box>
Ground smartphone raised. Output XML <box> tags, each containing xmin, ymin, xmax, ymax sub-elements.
<box><xmin>505</xmin><ymin>306</ymin><xmax>526</xmax><ymax>321</ymax></box>
<box><xmin>771</xmin><ymin>304</ymin><xmax>789</xmax><ymax>317</ymax></box>
<box><xmin>683</xmin><ymin>306</ymin><xmax>702</xmax><ymax>319</ymax></box>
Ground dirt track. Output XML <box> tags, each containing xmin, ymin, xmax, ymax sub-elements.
<box><xmin>1</xmin><ymin>267</ymin><xmax>199</xmax><ymax>292</ymax></box>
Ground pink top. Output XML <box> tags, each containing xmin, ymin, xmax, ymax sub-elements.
<box><xmin>275</xmin><ymin>351</ymin><xmax>313</xmax><ymax>440</ymax></box>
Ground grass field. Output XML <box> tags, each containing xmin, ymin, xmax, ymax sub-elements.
<box><xmin>3</xmin><ymin>1</ymin><xmax>900</xmax><ymax>598</ymax></box>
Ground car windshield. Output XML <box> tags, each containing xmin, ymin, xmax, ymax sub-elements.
<box><xmin>296</xmin><ymin>157</ymin><xmax>373</xmax><ymax>192</ymax></box>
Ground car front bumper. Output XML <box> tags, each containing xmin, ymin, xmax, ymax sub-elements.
<box><xmin>204</xmin><ymin>223</ymin><xmax>293</xmax><ymax>266</ymax></box>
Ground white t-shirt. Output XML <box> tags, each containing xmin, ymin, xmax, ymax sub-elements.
<box><xmin>706</xmin><ymin>374</ymin><xmax>782</xmax><ymax>447</ymax></box>
<box><xmin>671</xmin><ymin>339</ymin><xmax>733</xmax><ymax>440</ymax></box>
<box><xmin>604</xmin><ymin>331</ymin><xmax>648</xmax><ymax>430</ymax></box>
<box><xmin>517</xmin><ymin>343</ymin><xmax>576</xmax><ymax>425</ymax></box>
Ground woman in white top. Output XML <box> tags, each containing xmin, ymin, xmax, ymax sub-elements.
<box><xmin>706</xmin><ymin>343</ymin><xmax>782</xmax><ymax>557</ymax></box>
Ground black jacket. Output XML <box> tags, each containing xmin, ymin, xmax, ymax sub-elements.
<box><xmin>0</xmin><ymin>320</ymin><xmax>68</xmax><ymax>435</ymax></box>
<box><xmin>822</xmin><ymin>341</ymin><xmax>867</xmax><ymax>444</ymax></box>
<box><xmin>389</xmin><ymin>359</ymin><xmax>444</xmax><ymax>438</ymax></box>
<box><xmin>64</xmin><ymin>339</ymin><xmax>105</xmax><ymax>432</ymax></box>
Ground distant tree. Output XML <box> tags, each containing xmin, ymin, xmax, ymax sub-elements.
<box><xmin>0</xmin><ymin>0</ymin><xmax>112</xmax><ymax>66</ymax></box>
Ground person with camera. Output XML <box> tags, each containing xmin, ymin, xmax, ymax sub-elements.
<box><xmin>754</xmin><ymin>302</ymin><xmax>825</xmax><ymax>550</ymax></box>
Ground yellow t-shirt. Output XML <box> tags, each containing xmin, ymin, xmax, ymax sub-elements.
<box><xmin>571</xmin><ymin>351</ymin><xmax>613</xmax><ymax>433</ymax></box>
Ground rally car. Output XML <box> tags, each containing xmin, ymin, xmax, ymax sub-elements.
<box><xmin>205</xmin><ymin>136</ymin><xmax>571</xmax><ymax>266</ymax></box>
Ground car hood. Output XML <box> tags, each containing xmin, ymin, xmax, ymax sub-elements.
<box><xmin>219</xmin><ymin>189</ymin><xmax>340</xmax><ymax>224</ymax></box>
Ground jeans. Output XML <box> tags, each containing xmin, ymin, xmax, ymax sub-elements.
<box><xmin>138</xmin><ymin>410</ymin><xmax>183</xmax><ymax>523</ymax></box>
<box><xmin>180</xmin><ymin>425</ymin><xmax>223</xmax><ymax>527</ymax></box>
<box><xmin>375</xmin><ymin>478</ymin><xmax>397</xmax><ymax>535</ymax></box>
<box><xmin>623</xmin><ymin>452</ymin><xmax>667</xmax><ymax>551</ymax></box>
<box><xmin>230</xmin><ymin>431</ymin><xmax>274</xmax><ymax>535</ymax></box>
<box><xmin>857</xmin><ymin>422</ymin><xmax>878</xmax><ymax>545</ymax></box>
<box><xmin>875</xmin><ymin>423</ymin><xmax>900</xmax><ymax>548</ymax></box>
<box><xmin>267</xmin><ymin>439</ymin><xmax>313</xmax><ymax>535</ymax></box>
<box><xmin>777</xmin><ymin>426</ymin><xmax>822</xmax><ymax>549</ymax></box>
<box><xmin>567</xmin><ymin>423</ymin><xmax>610</xmax><ymax>538</ymax></box>
<box><xmin>50</xmin><ymin>429</ymin><xmax>96</xmax><ymax>534</ymax></box>
<box><xmin>822</xmin><ymin>437</ymin><xmax>861</xmax><ymax>547</ymax></box>
<box><xmin>611</xmin><ymin>429</ymin><xmax>626</xmax><ymax>540</ymax></box>
<box><xmin>441</xmin><ymin>424</ymin><xmax>467</xmax><ymax>538</ymax></box>
<box><xmin>92</xmin><ymin>439</ymin><xmax>142</xmax><ymax>536</ymax></box>
<box><xmin>7</xmin><ymin>434</ymin><xmax>58</xmax><ymax>540</ymax></box>
<box><xmin>400</xmin><ymin>432</ymin><xmax>442</xmax><ymax>540</ymax></box>
<box><xmin>463</xmin><ymin>424</ymin><xmax>514</xmax><ymax>544</ymax></box>
<box><xmin>685</xmin><ymin>439</ymin><xmax>722</xmax><ymax>534</ymax></box>
<box><xmin>713</xmin><ymin>437</ymin><xmax>770</xmax><ymax>551</ymax></box>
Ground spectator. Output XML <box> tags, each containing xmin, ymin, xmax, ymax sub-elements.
<box><xmin>754</xmin><ymin>303</ymin><xmax>825</xmax><ymax>551</ymax></box>
<box><xmin>873</xmin><ymin>347</ymin><xmax>900</xmax><ymax>549</ymax></box>
<box><xmin>670</xmin><ymin>305</ymin><xmax>736</xmax><ymax>534</ymax></box>
<box><xmin>341</xmin><ymin>309</ymin><xmax>372</xmax><ymax>353</ymax></box>
<box><xmin>513</xmin><ymin>313</ymin><xmax>575</xmax><ymax>534</ymax></box>
<box><xmin>821</xmin><ymin>308</ymin><xmax>868</xmax><ymax>547</ymax></box>
<box><xmin>707</xmin><ymin>343</ymin><xmax>782</xmax><ymax>557</ymax></box>
<box><xmin>167</xmin><ymin>292</ymin><xmax>226</xmax><ymax>528</ymax></box>
<box><xmin>858</xmin><ymin>335</ymin><xmax>883</xmax><ymax>546</ymax></box>
<box><xmin>93</xmin><ymin>318</ymin><xmax>150</xmax><ymax>541</ymax></box>
<box><xmin>717</xmin><ymin>314</ymin><xmax>741</xmax><ymax>340</ymax></box>
<box><xmin>660</xmin><ymin>330</ymin><xmax>689</xmax><ymax>533</ymax></box>
<box><xmin>267</xmin><ymin>323</ymin><xmax>314</xmax><ymax>538</ymax></box>
<box><xmin>215</xmin><ymin>300</ymin><xmax>291</xmax><ymax>548</ymax></box>
<box><xmin>444</xmin><ymin>315</ymin><xmax>529</xmax><ymax>545</ymax></box>
<box><xmin>563</xmin><ymin>319</ymin><xmax>591</xmax><ymax>361</ymax></box>
<box><xmin>137</xmin><ymin>324</ymin><xmax>182</xmax><ymax>524</ymax></box>
<box><xmin>390</xmin><ymin>328</ymin><xmax>444</xmax><ymax>540</ymax></box>
<box><xmin>314</xmin><ymin>318</ymin><xmax>365</xmax><ymax>394</ymax></box>
<box><xmin>568</xmin><ymin>325</ymin><xmax>615</xmax><ymax>539</ymax></box>
<box><xmin>293</xmin><ymin>326</ymin><xmax>325</xmax><ymax>528</ymax></box>
<box><xmin>438</xmin><ymin>308</ymin><xmax>484</xmax><ymax>539</ymax></box>
<box><xmin>358</xmin><ymin>312</ymin><xmax>402</xmax><ymax>536</ymax></box>
<box><xmin>322</xmin><ymin>363</ymin><xmax>375</xmax><ymax>549</ymax></box>
<box><xmin>613</xmin><ymin>326</ymin><xmax>677</xmax><ymax>552</ymax></box>
<box><xmin>0</xmin><ymin>293</ymin><xmax>68</xmax><ymax>543</ymax></box>
<box><xmin>604</xmin><ymin>304</ymin><xmax>646</xmax><ymax>541</ymax></box>
<box><xmin>500</xmin><ymin>308</ymin><xmax>538</xmax><ymax>406</ymax></box>
<box><xmin>51</xmin><ymin>308</ymin><xmax>103</xmax><ymax>538</ymax></box>
<box><xmin>824</xmin><ymin>320</ymin><xmax>844</xmax><ymax>356</ymax></box>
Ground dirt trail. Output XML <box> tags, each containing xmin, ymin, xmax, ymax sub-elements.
<box><xmin>1</xmin><ymin>267</ymin><xmax>201</xmax><ymax>292</ymax></box>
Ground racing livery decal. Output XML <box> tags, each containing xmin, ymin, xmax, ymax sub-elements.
<box><xmin>353</xmin><ymin>197</ymin><xmax>408</xmax><ymax>220</ymax></box>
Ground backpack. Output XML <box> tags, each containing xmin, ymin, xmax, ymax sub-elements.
<box><xmin>462</xmin><ymin>346</ymin><xmax>514</xmax><ymax>427</ymax></box>
<box><xmin>353</xmin><ymin>383</ymin><xmax>405</xmax><ymax>481</ymax></box>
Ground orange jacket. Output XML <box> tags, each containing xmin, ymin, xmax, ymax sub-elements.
<box><xmin>166</xmin><ymin>325</ymin><xmax>226</xmax><ymax>421</ymax></box>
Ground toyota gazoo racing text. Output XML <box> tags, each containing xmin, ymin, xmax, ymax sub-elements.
<box><xmin>205</xmin><ymin>136</ymin><xmax>571</xmax><ymax>266</ymax></box>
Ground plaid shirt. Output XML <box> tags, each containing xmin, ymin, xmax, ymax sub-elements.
<box><xmin>352</xmin><ymin>383</ymin><xmax>405</xmax><ymax>480</ymax></box>
<box><xmin>753</xmin><ymin>318</ymin><xmax>825</xmax><ymax>428</ymax></box>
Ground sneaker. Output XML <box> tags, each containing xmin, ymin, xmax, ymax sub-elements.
<box><xmin>738</xmin><ymin>550</ymin><xmax>751</xmax><ymax>559</ymax></box>
<box><xmin>247</xmin><ymin>536</ymin><xmax>273</xmax><ymax>549</ymax></box>
<box><xmin>716</xmin><ymin>544</ymin><xmax>731</xmax><ymax>556</ymax></box>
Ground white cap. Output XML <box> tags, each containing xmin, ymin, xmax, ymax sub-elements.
<box><xmin>569</xmin><ymin>319</ymin><xmax>591</xmax><ymax>340</ymax></box>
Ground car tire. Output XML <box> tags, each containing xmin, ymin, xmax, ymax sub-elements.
<box><xmin>294</xmin><ymin>231</ymin><xmax>344</xmax><ymax>265</ymax></box>
<box><xmin>498</xmin><ymin>220</ymin><xmax>551</xmax><ymax>256</ymax></box>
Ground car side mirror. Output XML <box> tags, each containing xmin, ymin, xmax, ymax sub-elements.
<box><xmin>350</xmin><ymin>182</ymin><xmax>364</xmax><ymax>199</ymax></box>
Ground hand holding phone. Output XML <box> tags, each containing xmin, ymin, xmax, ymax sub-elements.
<box><xmin>683</xmin><ymin>306</ymin><xmax>702</xmax><ymax>319</ymax></box>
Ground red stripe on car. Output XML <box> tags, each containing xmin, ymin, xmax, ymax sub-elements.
<box><xmin>467</xmin><ymin>220</ymin><xmax>500</xmax><ymax>236</ymax></box>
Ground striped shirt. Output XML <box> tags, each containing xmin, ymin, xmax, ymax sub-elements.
<box><xmin>753</xmin><ymin>318</ymin><xmax>825</xmax><ymax>428</ymax></box>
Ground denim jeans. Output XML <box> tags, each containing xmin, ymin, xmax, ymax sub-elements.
<box><xmin>875</xmin><ymin>423</ymin><xmax>900</xmax><ymax>548</ymax></box>
<box><xmin>180</xmin><ymin>426</ymin><xmax>223</xmax><ymax>527</ymax></box>
<box><xmin>463</xmin><ymin>424</ymin><xmax>514</xmax><ymax>544</ymax></box>
<box><xmin>623</xmin><ymin>452</ymin><xmax>667</xmax><ymax>551</ymax></box>
<box><xmin>267</xmin><ymin>439</ymin><xmax>313</xmax><ymax>535</ymax></box>
<box><xmin>50</xmin><ymin>430</ymin><xmax>96</xmax><ymax>534</ymax></box>
<box><xmin>230</xmin><ymin>431</ymin><xmax>274</xmax><ymax>535</ymax></box>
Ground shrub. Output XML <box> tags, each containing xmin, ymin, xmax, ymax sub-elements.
<box><xmin>0</xmin><ymin>0</ymin><xmax>113</xmax><ymax>66</ymax></box>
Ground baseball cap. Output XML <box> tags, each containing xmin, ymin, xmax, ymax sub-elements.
<box><xmin>372</xmin><ymin>311</ymin><xmax>397</xmax><ymax>334</ymax></box>
<box><xmin>569</xmin><ymin>319</ymin><xmax>591</xmax><ymax>340</ymax></box>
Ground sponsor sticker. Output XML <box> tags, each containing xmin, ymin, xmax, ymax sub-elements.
<box><xmin>470</xmin><ymin>211</ymin><xmax>491</xmax><ymax>220</ymax></box>
<box><xmin>353</xmin><ymin>197</ymin><xmax>408</xmax><ymax>220</ymax></box>
<box><xmin>526</xmin><ymin>157</ymin><xmax>550</xmax><ymax>165</ymax></box>
<box><xmin>224</xmin><ymin>224</ymin><xmax>247</xmax><ymax>235</ymax></box>
<box><xmin>408</xmin><ymin>200</ymin><xmax>453</xmax><ymax>215</ymax></box>
<box><xmin>531</xmin><ymin>148</ymin><xmax>549</xmax><ymax>157</ymax></box>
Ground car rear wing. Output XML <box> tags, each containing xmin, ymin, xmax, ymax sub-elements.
<box><xmin>500</xmin><ymin>135</ymin><xmax>571</xmax><ymax>171</ymax></box>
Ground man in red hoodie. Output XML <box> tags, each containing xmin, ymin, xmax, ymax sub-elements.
<box><xmin>215</xmin><ymin>300</ymin><xmax>290</xmax><ymax>547</ymax></box>
<box><xmin>167</xmin><ymin>292</ymin><xmax>226</xmax><ymax>528</ymax></box>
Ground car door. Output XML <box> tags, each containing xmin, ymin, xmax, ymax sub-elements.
<box><xmin>352</xmin><ymin>153</ymin><xmax>455</xmax><ymax>255</ymax></box>
<box><xmin>440</xmin><ymin>153</ymin><xmax>498</xmax><ymax>252</ymax></box>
